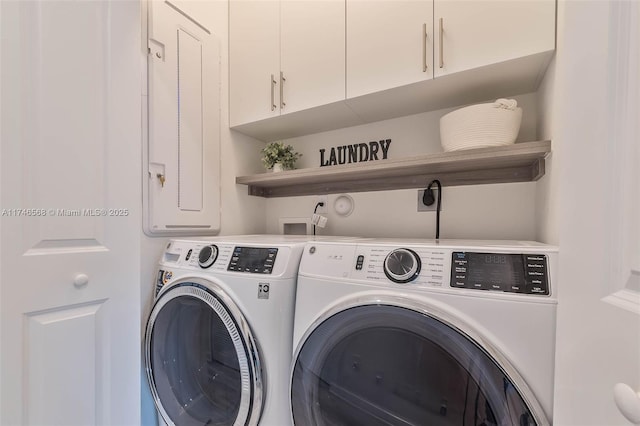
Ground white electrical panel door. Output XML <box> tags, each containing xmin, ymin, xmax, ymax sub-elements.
<box><xmin>147</xmin><ymin>1</ymin><xmax>221</xmax><ymax>235</ymax></box>
<box><xmin>347</xmin><ymin>0</ymin><xmax>434</xmax><ymax>98</ymax></box>
<box><xmin>0</xmin><ymin>1</ymin><xmax>141</xmax><ymax>424</ymax></box>
<box><xmin>433</xmin><ymin>0</ymin><xmax>555</xmax><ymax>77</ymax></box>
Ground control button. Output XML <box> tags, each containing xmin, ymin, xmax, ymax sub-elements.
<box><xmin>185</xmin><ymin>249</ymin><xmax>192</xmax><ymax>261</ymax></box>
<box><xmin>525</xmin><ymin>255</ymin><xmax>546</xmax><ymax>262</ymax></box>
<box><xmin>355</xmin><ymin>255</ymin><xmax>365</xmax><ymax>270</ymax></box>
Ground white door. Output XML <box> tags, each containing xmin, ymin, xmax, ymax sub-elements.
<box><xmin>553</xmin><ymin>1</ymin><xmax>640</xmax><ymax>424</ymax></box>
<box><xmin>280</xmin><ymin>0</ymin><xmax>345</xmax><ymax>114</ymax></box>
<box><xmin>433</xmin><ymin>0</ymin><xmax>555</xmax><ymax>77</ymax></box>
<box><xmin>1</xmin><ymin>1</ymin><xmax>141</xmax><ymax>425</ymax></box>
<box><xmin>229</xmin><ymin>0</ymin><xmax>281</xmax><ymax>126</ymax></box>
<box><xmin>346</xmin><ymin>0</ymin><xmax>433</xmax><ymax>98</ymax></box>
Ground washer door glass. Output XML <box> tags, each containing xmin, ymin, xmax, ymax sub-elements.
<box><xmin>146</xmin><ymin>283</ymin><xmax>257</xmax><ymax>426</ymax></box>
<box><xmin>291</xmin><ymin>305</ymin><xmax>539</xmax><ymax>426</ymax></box>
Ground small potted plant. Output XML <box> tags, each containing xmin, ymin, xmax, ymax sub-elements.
<box><xmin>261</xmin><ymin>141</ymin><xmax>302</xmax><ymax>172</ymax></box>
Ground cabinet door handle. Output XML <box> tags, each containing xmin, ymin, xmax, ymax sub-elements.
<box><xmin>270</xmin><ymin>74</ymin><xmax>277</xmax><ymax>111</ymax></box>
<box><xmin>280</xmin><ymin>71</ymin><xmax>286</xmax><ymax>109</ymax></box>
<box><xmin>422</xmin><ymin>23</ymin><xmax>428</xmax><ymax>72</ymax></box>
<box><xmin>439</xmin><ymin>17</ymin><xmax>444</xmax><ymax>69</ymax></box>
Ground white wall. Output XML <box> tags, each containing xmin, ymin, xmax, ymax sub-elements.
<box><xmin>535</xmin><ymin>57</ymin><xmax>559</xmax><ymax>245</ymax></box>
<box><xmin>266</xmin><ymin>93</ymin><xmax>541</xmax><ymax>241</ymax></box>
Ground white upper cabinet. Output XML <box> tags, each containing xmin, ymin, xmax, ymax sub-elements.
<box><xmin>229</xmin><ymin>0</ymin><xmax>281</xmax><ymax>127</ymax></box>
<box><xmin>347</xmin><ymin>0</ymin><xmax>434</xmax><ymax>98</ymax></box>
<box><xmin>280</xmin><ymin>0</ymin><xmax>345</xmax><ymax>114</ymax></box>
<box><xmin>229</xmin><ymin>0</ymin><xmax>556</xmax><ymax>141</ymax></box>
<box><xmin>230</xmin><ymin>0</ymin><xmax>345</xmax><ymax>126</ymax></box>
<box><xmin>433</xmin><ymin>0</ymin><xmax>556</xmax><ymax>77</ymax></box>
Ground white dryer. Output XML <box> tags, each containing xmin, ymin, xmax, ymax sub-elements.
<box><xmin>291</xmin><ymin>239</ymin><xmax>558</xmax><ymax>426</ymax></box>
<box><xmin>145</xmin><ymin>235</ymin><xmax>307</xmax><ymax>426</ymax></box>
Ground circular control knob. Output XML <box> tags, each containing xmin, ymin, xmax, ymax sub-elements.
<box><xmin>383</xmin><ymin>248</ymin><xmax>421</xmax><ymax>283</ymax></box>
<box><xmin>198</xmin><ymin>245</ymin><xmax>218</xmax><ymax>269</ymax></box>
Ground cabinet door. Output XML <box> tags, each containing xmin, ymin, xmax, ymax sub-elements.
<box><xmin>280</xmin><ymin>0</ymin><xmax>345</xmax><ymax>114</ymax></box>
<box><xmin>230</xmin><ymin>0</ymin><xmax>281</xmax><ymax>126</ymax></box>
<box><xmin>1</xmin><ymin>1</ymin><xmax>140</xmax><ymax>424</ymax></box>
<box><xmin>434</xmin><ymin>0</ymin><xmax>555</xmax><ymax>77</ymax></box>
<box><xmin>347</xmin><ymin>0</ymin><xmax>434</xmax><ymax>99</ymax></box>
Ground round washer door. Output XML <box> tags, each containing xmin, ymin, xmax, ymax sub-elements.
<box><xmin>291</xmin><ymin>302</ymin><xmax>547</xmax><ymax>426</ymax></box>
<box><xmin>145</xmin><ymin>280</ymin><xmax>263</xmax><ymax>426</ymax></box>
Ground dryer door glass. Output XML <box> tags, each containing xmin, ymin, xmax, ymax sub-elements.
<box><xmin>291</xmin><ymin>304</ymin><xmax>540</xmax><ymax>426</ymax></box>
<box><xmin>146</xmin><ymin>284</ymin><xmax>257</xmax><ymax>426</ymax></box>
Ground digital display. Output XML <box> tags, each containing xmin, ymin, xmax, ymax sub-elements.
<box><xmin>451</xmin><ymin>252</ymin><xmax>548</xmax><ymax>295</ymax></box>
<box><xmin>228</xmin><ymin>246</ymin><xmax>278</xmax><ymax>274</ymax></box>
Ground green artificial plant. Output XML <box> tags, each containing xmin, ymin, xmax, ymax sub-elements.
<box><xmin>261</xmin><ymin>141</ymin><xmax>302</xmax><ymax>170</ymax></box>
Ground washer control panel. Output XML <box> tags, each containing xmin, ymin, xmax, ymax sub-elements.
<box><xmin>227</xmin><ymin>246</ymin><xmax>278</xmax><ymax>274</ymax></box>
<box><xmin>451</xmin><ymin>252</ymin><xmax>549</xmax><ymax>295</ymax></box>
<box><xmin>161</xmin><ymin>240</ymin><xmax>287</xmax><ymax>275</ymax></box>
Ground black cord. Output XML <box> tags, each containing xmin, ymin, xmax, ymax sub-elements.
<box><xmin>426</xmin><ymin>179</ymin><xmax>442</xmax><ymax>240</ymax></box>
<box><xmin>313</xmin><ymin>202</ymin><xmax>324</xmax><ymax>236</ymax></box>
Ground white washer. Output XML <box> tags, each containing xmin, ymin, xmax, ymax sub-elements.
<box><xmin>145</xmin><ymin>235</ymin><xmax>308</xmax><ymax>426</ymax></box>
<box><xmin>291</xmin><ymin>239</ymin><xmax>558</xmax><ymax>426</ymax></box>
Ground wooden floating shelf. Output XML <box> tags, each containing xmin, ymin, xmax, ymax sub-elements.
<box><xmin>236</xmin><ymin>140</ymin><xmax>551</xmax><ymax>198</ymax></box>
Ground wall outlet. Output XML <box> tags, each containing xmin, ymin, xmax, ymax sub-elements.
<box><xmin>417</xmin><ymin>189</ymin><xmax>442</xmax><ymax>212</ymax></box>
<box><xmin>314</xmin><ymin>195</ymin><xmax>328</xmax><ymax>214</ymax></box>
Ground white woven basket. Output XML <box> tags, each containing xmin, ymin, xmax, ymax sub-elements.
<box><xmin>440</xmin><ymin>102</ymin><xmax>523</xmax><ymax>152</ymax></box>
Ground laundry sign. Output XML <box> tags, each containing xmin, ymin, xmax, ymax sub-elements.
<box><xmin>319</xmin><ymin>139</ymin><xmax>392</xmax><ymax>167</ymax></box>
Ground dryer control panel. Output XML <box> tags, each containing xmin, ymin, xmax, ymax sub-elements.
<box><xmin>451</xmin><ymin>252</ymin><xmax>549</xmax><ymax>295</ymax></box>
<box><xmin>299</xmin><ymin>241</ymin><xmax>555</xmax><ymax>297</ymax></box>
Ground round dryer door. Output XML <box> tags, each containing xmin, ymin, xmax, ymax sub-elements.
<box><xmin>291</xmin><ymin>302</ymin><xmax>547</xmax><ymax>426</ymax></box>
<box><xmin>145</xmin><ymin>280</ymin><xmax>263</xmax><ymax>426</ymax></box>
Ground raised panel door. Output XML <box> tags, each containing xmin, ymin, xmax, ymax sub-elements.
<box><xmin>0</xmin><ymin>1</ymin><xmax>141</xmax><ymax>424</ymax></box>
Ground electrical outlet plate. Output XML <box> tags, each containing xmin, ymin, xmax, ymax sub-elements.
<box><xmin>314</xmin><ymin>195</ymin><xmax>328</xmax><ymax>214</ymax></box>
<box><xmin>417</xmin><ymin>189</ymin><xmax>442</xmax><ymax>212</ymax></box>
